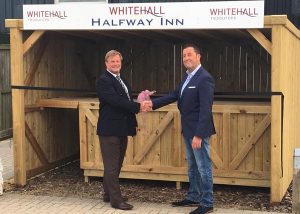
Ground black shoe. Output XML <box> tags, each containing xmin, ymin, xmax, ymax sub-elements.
<box><xmin>189</xmin><ymin>206</ymin><xmax>213</xmax><ymax>214</ymax></box>
<box><xmin>103</xmin><ymin>195</ymin><xmax>128</xmax><ymax>203</ymax></box>
<box><xmin>171</xmin><ymin>199</ymin><xmax>199</xmax><ymax>207</ymax></box>
<box><xmin>111</xmin><ymin>202</ymin><xmax>133</xmax><ymax>210</ymax></box>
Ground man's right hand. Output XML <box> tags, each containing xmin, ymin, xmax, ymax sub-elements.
<box><xmin>140</xmin><ymin>101</ymin><xmax>153</xmax><ymax>112</ymax></box>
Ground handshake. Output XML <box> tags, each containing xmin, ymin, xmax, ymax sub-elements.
<box><xmin>138</xmin><ymin>90</ymin><xmax>155</xmax><ymax>112</ymax></box>
<box><xmin>141</xmin><ymin>100</ymin><xmax>153</xmax><ymax>112</ymax></box>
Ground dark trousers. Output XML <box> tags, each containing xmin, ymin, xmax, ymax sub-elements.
<box><xmin>99</xmin><ymin>136</ymin><xmax>128</xmax><ymax>205</ymax></box>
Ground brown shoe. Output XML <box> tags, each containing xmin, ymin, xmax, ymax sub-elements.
<box><xmin>111</xmin><ymin>202</ymin><xmax>133</xmax><ymax>210</ymax></box>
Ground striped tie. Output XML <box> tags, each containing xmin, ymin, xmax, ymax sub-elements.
<box><xmin>116</xmin><ymin>75</ymin><xmax>130</xmax><ymax>100</ymax></box>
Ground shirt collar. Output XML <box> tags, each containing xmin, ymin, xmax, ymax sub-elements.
<box><xmin>107</xmin><ymin>69</ymin><xmax>119</xmax><ymax>78</ymax></box>
<box><xmin>186</xmin><ymin>64</ymin><xmax>201</xmax><ymax>77</ymax></box>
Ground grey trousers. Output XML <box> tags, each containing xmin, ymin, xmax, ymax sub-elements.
<box><xmin>99</xmin><ymin>136</ymin><xmax>127</xmax><ymax>205</ymax></box>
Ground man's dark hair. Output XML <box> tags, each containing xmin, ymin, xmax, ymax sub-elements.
<box><xmin>182</xmin><ymin>43</ymin><xmax>201</xmax><ymax>55</ymax></box>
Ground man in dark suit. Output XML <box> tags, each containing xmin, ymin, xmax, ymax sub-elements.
<box><xmin>96</xmin><ymin>50</ymin><xmax>149</xmax><ymax>210</ymax></box>
<box><xmin>148</xmin><ymin>44</ymin><xmax>216</xmax><ymax>214</ymax></box>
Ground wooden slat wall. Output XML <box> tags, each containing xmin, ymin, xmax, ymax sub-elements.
<box><xmin>0</xmin><ymin>45</ymin><xmax>12</xmax><ymax>138</ymax></box>
<box><xmin>80</xmin><ymin>101</ymin><xmax>271</xmax><ymax>186</ymax></box>
<box><xmin>93</xmin><ymin>40</ymin><xmax>271</xmax><ymax>95</ymax></box>
<box><xmin>95</xmin><ymin>39</ymin><xmax>182</xmax><ymax>94</ymax></box>
<box><xmin>23</xmin><ymin>33</ymin><xmax>97</xmax><ymax>172</ymax></box>
<box><xmin>202</xmin><ymin>44</ymin><xmax>271</xmax><ymax>93</ymax></box>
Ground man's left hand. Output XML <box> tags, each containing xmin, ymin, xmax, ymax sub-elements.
<box><xmin>192</xmin><ymin>136</ymin><xmax>202</xmax><ymax>149</ymax></box>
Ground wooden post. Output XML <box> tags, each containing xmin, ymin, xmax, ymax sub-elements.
<box><xmin>270</xmin><ymin>25</ymin><xmax>284</xmax><ymax>202</ymax></box>
<box><xmin>9</xmin><ymin>23</ymin><xmax>26</xmax><ymax>186</ymax></box>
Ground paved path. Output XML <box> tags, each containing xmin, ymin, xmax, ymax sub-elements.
<box><xmin>0</xmin><ymin>193</ymin><xmax>286</xmax><ymax>214</ymax></box>
<box><xmin>0</xmin><ymin>139</ymin><xmax>289</xmax><ymax>214</ymax></box>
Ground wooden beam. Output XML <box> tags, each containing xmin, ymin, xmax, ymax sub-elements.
<box><xmin>23</xmin><ymin>30</ymin><xmax>45</xmax><ymax>55</ymax></box>
<box><xmin>213</xmin><ymin>169</ymin><xmax>270</xmax><ymax>180</ymax></box>
<box><xmin>126</xmin><ymin>137</ymin><xmax>134</xmax><ymax>164</ymax></box>
<box><xmin>172</xmin><ymin>112</ymin><xmax>181</xmax><ymax>167</ymax></box>
<box><xmin>213</xmin><ymin>102</ymin><xmax>271</xmax><ymax>114</ymax></box>
<box><xmin>24</xmin><ymin>36</ymin><xmax>49</xmax><ymax>87</ymax></box>
<box><xmin>10</xmin><ymin>26</ymin><xmax>26</xmax><ymax>186</ymax></box>
<box><xmin>210</xmin><ymin>146</ymin><xmax>223</xmax><ymax>169</ymax></box>
<box><xmin>88</xmin><ymin>30</ymin><xmax>125</xmax><ymax>40</ymax></box>
<box><xmin>123</xmin><ymin>30</ymin><xmax>162</xmax><ymax>41</ymax></box>
<box><xmin>264</xmin><ymin>15</ymin><xmax>287</xmax><ymax>26</ymax></box>
<box><xmin>25</xmin><ymin>122</ymin><xmax>49</xmax><ymax>165</ymax></box>
<box><xmin>285</xmin><ymin>18</ymin><xmax>300</xmax><ymax>40</ymax></box>
<box><xmin>79</xmin><ymin>107</ymin><xmax>88</xmax><ymax>166</ymax></box>
<box><xmin>56</xmin><ymin>31</ymin><xmax>102</xmax><ymax>41</ymax></box>
<box><xmin>229</xmin><ymin>114</ymin><xmax>271</xmax><ymax>170</ymax></box>
<box><xmin>81</xmin><ymin>162</ymin><xmax>186</xmax><ymax>175</ymax></box>
<box><xmin>247</xmin><ymin>29</ymin><xmax>272</xmax><ymax>55</ymax></box>
<box><xmin>84</xmin><ymin>168</ymin><xmax>188</xmax><ymax>182</ymax></box>
<box><xmin>79</xmin><ymin>100</ymin><xmax>100</xmax><ymax>110</ymax></box>
<box><xmin>264</xmin><ymin>14</ymin><xmax>300</xmax><ymax>39</ymax></box>
<box><xmin>5</xmin><ymin>19</ymin><xmax>23</xmax><ymax>28</ymax></box>
<box><xmin>134</xmin><ymin>111</ymin><xmax>174</xmax><ymax>164</ymax></box>
<box><xmin>82</xmin><ymin>163</ymin><xmax>270</xmax><ymax>180</ymax></box>
<box><xmin>37</xmin><ymin>98</ymin><xmax>80</xmax><ymax>109</ymax></box>
<box><xmin>187</xmin><ymin>29</ymin><xmax>226</xmax><ymax>41</ymax></box>
<box><xmin>83</xmin><ymin>108</ymin><xmax>97</xmax><ymax>127</ymax></box>
<box><xmin>25</xmin><ymin>104</ymin><xmax>44</xmax><ymax>113</ymax></box>
<box><xmin>123</xmin><ymin>165</ymin><xmax>186</xmax><ymax>175</ymax></box>
<box><xmin>213</xmin><ymin>177</ymin><xmax>270</xmax><ymax>187</ymax></box>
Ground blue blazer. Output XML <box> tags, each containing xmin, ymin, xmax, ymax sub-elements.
<box><xmin>152</xmin><ymin>66</ymin><xmax>216</xmax><ymax>139</ymax></box>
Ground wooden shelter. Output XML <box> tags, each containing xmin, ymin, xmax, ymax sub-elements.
<box><xmin>5</xmin><ymin>15</ymin><xmax>300</xmax><ymax>202</ymax></box>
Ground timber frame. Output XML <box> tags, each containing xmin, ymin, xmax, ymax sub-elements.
<box><xmin>5</xmin><ymin>15</ymin><xmax>300</xmax><ymax>202</ymax></box>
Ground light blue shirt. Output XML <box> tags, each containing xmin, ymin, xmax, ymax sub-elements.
<box><xmin>180</xmin><ymin>64</ymin><xmax>201</xmax><ymax>96</ymax></box>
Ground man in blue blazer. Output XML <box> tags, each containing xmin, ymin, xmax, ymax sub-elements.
<box><xmin>96</xmin><ymin>50</ymin><xmax>149</xmax><ymax>210</ymax></box>
<box><xmin>150</xmin><ymin>44</ymin><xmax>216</xmax><ymax>214</ymax></box>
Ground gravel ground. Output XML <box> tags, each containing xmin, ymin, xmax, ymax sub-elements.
<box><xmin>3</xmin><ymin>160</ymin><xmax>292</xmax><ymax>213</ymax></box>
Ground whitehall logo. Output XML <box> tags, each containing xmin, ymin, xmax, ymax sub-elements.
<box><xmin>210</xmin><ymin>7</ymin><xmax>259</xmax><ymax>17</ymax></box>
<box><xmin>26</xmin><ymin>10</ymin><xmax>68</xmax><ymax>19</ymax></box>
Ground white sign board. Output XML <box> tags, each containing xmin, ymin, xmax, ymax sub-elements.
<box><xmin>23</xmin><ymin>1</ymin><xmax>264</xmax><ymax>30</ymax></box>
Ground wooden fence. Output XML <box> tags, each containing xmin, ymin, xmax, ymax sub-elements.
<box><xmin>0</xmin><ymin>44</ymin><xmax>12</xmax><ymax>140</ymax></box>
<box><xmin>78</xmin><ymin>99</ymin><xmax>271</xmax><ymax>187</ymax></box>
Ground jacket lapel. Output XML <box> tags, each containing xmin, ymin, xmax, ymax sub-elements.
<box><xmin>105</xmin><ymin>71</ymin><xmax>131</xmax><ymax>99</ymax></box>
<box><xmin>180</xmin><ymin>67</ymin><xmax>202</xmax><ymax>99</ymax></box>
